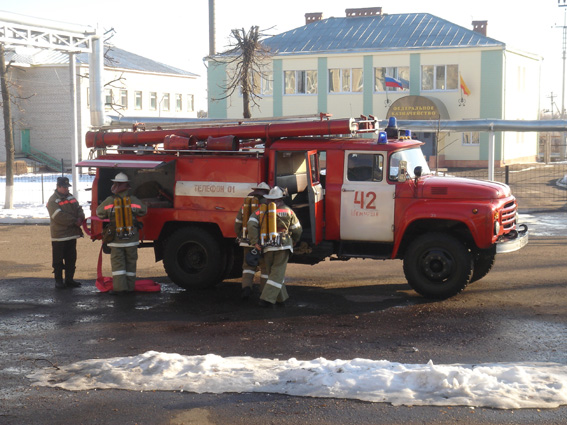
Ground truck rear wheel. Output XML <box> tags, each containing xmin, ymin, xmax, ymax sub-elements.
<box><xmin>470</xmin><ymin>246</ymin><xmax>496</xmax><ymax>283</ymax></box>
<box><xmin>403</xmin><ymin>232</ymin><xmax>473</xmax><ymax>299</ymax></box>
<box><xmin>163</xmin><ymin>227</ymin><xmax>225</xmax><ymax>289</ymax></box>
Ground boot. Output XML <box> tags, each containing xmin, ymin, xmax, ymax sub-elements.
<box><xmin>54</xmin><ymin>269</ymin><xmax>66</xmax><ymax>289</ymax></box>
<box><xmin>65</xmin><ymin>267</ymin><xmax>81</xmax><ymax>288</ymax></box>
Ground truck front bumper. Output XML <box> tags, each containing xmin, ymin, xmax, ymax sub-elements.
<box><xmin>496</xmin><ymin>224</ymin><xmax>529</xmax><ymax>254</ymax></box>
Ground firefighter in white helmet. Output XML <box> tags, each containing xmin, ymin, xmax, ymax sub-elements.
<box><xmin>96</xmin><ymin>172</ymin><xmax>147</xmax><ymax>294</ymax></box>
<box><xmin>247</xmin><ymin>186</ymin><xmax>302</xmax><ymax>307</ymax></box>
<box><xmin>234</xmin><ymin>182</ymin><xmax>271</xmax><ymax>299</ymax></box>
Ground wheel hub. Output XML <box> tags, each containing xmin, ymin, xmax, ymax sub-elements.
<box><xmin>420</xmin><ymin>249</ymin><xmax>453</xmax><ymax>281</ymax></box>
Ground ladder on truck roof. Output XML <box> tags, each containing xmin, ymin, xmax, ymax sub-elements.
<box><xmin>85</xmin><ymin>114</ymin><xmax>379</xmax><ymax>151</ymax></box>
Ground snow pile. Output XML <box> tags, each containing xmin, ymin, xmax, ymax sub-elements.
<box><xmin>27</xmin><ymin>351</ymin><xmax>567</xmax><ymax>409</ymax></box>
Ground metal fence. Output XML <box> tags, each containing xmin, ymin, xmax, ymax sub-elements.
<box><xmin>2</xmin><ymin>166</ymin><xmax>566</xmax><ymax>212</ymax></box>
<box><xmin>443</xmin><ymin>163</ymin><xmax>567</xmax><ymax>212</ymax></box>
<box><xmin>0</xmin><ymin>173</ymin><xmax>94</xmax><ymax>205</ymax></box>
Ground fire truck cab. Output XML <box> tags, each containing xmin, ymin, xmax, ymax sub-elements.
<box><xmin>80</xmin><ymin>115</ymin><xmax>528</xmax><ymax>299</ymax></box>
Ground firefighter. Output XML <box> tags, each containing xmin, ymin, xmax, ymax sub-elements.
<box><xmin>234</xmin><ymin>182</ymin><xmax>271</xmax><ymax>299</ymax></box>
<box><xmin>96</xmin><ymin>173</ymin><xmax>147</xmax><ymax>294</ymax></box>
<box><xmin>46</xmin><ymin>176</ymin><xmax>85</xmax><ymax>289</ymax></box>
<box><xmin>247</xmin><ymin>186</ymin><xmax>302</xmax><ymax>307</ymax></box>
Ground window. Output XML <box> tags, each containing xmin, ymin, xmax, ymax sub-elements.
<box><xmin>347</xmin><ymin>153</ymin><xmax>383</xmax><ymax>182</ymax></box>
<box><xmin>329</xmin><ymin>68</ymin><xmax>363</xmax><ymax>93</ymax></box>
<box><xmin>175</xmin><ymin>94</ymin><xmax>182</xmax><ymax>112</ymax></box>
<box><xmin>421</xmin><ymin>65</ymin><xmax>458</xmax><ymax>91</ymax></box>
<box><xmin>134</xmin><ymin>91</ymin><xmax>142</xmax><ymax>110</ymax></box>
<box><xmin>120</xmin><ymin>90</ymin><xmax>128</xmax><ymax>109</ymax></box>
<box><xmin>462</xmin><ymin>132</ymin><xmax>480</xmax><ymax>146</ymax></box>
<box><xmin>162</xmin><ymin>93</ymin><xmax>170</xmax><ymax>112</ymax></box>
<box><xmin>187</xmin><ymin>94</ymin><xmax>194</xmax><ymax>112</ymax></box>
<box><xmin>105</xmin><ymin>89</ymin><xmax>113</xmax><ymax>106</ymax></box>
<box><xmin>374</xmin><ymin>66</ymin><xmax>409</xmax><ymax>92</ymax></box>
<box><xmin>150</xmin><ymin>92</ymin><xmax>157</xmax><ymax>111</ymax></box>
<box><xmin>284</xmin><ymin>70</ymin><xmax>317</xmax><ymax>94</ymax></box>
<box><xmin>251</xmin><ymin>71</ymin><xmax>273</xmax><ymax>95</ymax></box>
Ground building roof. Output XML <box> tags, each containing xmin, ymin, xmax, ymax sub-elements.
<box><xmin>77</xmin><ymin>46</ymin><xmax>199</xmax><ymax>77</ymax></box>
<box><xmin>7</xmin><ymin>45</ymin><xmax>198</xmax><ymax>77</ymax></box>
<box><xmin>262</xmin><ymin>13</ymin><xmax>504</xmax><ymax>55</ymax></box>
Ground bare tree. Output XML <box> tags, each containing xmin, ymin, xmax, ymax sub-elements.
<box><xmin>209</xmin><ymin>26</ymin><xmax>272</xmax><ymax>118</ymax></box>
<box><xmin>1</xmin><ymin>43</ymin><xmax>15</xmax><ymax>209</ymax></box>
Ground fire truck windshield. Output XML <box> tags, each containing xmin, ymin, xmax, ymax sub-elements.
<box><xmin>389</xmin><ymin>148</ymin><xmax>431</xmax><ymax>181</ymax></box>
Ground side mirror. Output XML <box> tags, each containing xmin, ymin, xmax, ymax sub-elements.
<box><xmin>398</xmin><ymin>160</ymin><xmax>407</xmax><ymax>182</ymax></box>
<box><xmin>414</xmin><ymin>166</ymin><xmax>422</xmax><ymax>178</ymax></box>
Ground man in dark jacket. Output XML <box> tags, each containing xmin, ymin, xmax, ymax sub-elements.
<box><xmin>96</xmin><ymin>173</ymin><xmax>147</xmax><ymax>294</ymax></box>
<box><xmin>46</xmin><ymin>176</ymin><xmax>85</xmax><ymax>289</ymax></box>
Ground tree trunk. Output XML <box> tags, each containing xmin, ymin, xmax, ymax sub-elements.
<box><xmin>242</xmin><ymin>90</ymin><xmax>251</xmax><ymax>119</ymax></box>
<box><xmin>0</xmin><ymin>43</ymin><xmax>14</xmax><ymax>209</ymax></box>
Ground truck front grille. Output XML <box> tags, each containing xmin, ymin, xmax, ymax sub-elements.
<box><xmin>500</xmin><ymin>201</ymin><xmax>517</xmax><ymax>231</ymax></box>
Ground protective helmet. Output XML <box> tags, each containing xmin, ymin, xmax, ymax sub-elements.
<box><xmin>245</xmin><ymin>248</ymin><xmax>261</xmax><ymax>267</ymax></box>
<box><xmin>251</xmin><ymin>182</ymin><xmax>270</xmax><ymax>191</ymax></box>
<box><xmin>264</xmin><ymin>186</ymin><xmax>285</xmax><ymax>199</ymax></box>
<box><xmin>111</xmin><ymin>172</ymin><xmax>129</xmax><ymax>183</ymax></box>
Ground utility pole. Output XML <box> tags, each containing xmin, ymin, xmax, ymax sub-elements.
<box><xmin>548</xmin><ymin>91</ymin><xmax>556</xmax><ymax>118</ymax></box>
<box><xmin>557</xmin><ymin>1</ymin><xmax>567</xmax><ymax>159</ymax></box>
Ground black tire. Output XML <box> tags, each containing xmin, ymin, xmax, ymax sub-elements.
<box><xmin>223</xmin><ymin>243</ymin><xmax>243</xmax><ymax>280</ymax></box>
<box><xmin>470</xmin><ymin>246</ymin><xmax>496</xmax><ymax>283</ymax></box>
<box><xmin>403</xmin><ymin>232</ymin><xmax>473</xmax><ymax>299</ymax></box>
<box><xmin>163</xmin><ymin>227</ymin><xmax>226</xmax><ymax>289</ymax></box>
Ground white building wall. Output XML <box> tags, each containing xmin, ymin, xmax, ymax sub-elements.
<box><xmin>14</xmin><ymin>65</ymin><xmax>75</xmax><ymax>167</ymax></box>
<box><xmin>99</xmin><ymin>68</ymin><xmax>200</xmax><ymax>121</ymax></box>
<box><xmin>501</xmin><ymin>50</ymin><xmax>540</xmax><ymax>162</ymax></box>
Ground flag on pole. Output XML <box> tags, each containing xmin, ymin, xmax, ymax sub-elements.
<box><xmin>385</xmin><ymin>76</ymin><xmax>403</xmax><ymax>89</ymax></box>
<box><xmin>460</xmin><ymin>75</ymin><xmax>471</xmax><ymax>96</ymax></box>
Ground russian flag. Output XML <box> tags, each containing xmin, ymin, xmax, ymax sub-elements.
<box><xmin>385</xmin><ymin>76</ymin><xmax>405</xmax><ymax>89</ymax></box>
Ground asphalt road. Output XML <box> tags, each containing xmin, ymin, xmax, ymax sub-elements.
<box><xmin>1</xmin><ymin>224</ymin><xmax>567</xmax><ymax>424</ymax></box>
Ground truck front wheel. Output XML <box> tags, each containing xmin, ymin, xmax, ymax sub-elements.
<box><xmin>403</xmin><ymin>233</ymin><xmax>473</xmax><ymax>299</ymax></box>
<box><xmin>470</xmin><ymin>246</ymin><xmax>496</xmax><ymax>283</ymax></box>
<box><xmin>163</xmin><ymin>227</ymin><xmax>225</xmax><ymax>289</ymax></box>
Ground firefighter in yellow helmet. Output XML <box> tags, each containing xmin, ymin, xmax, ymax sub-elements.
<box><xmin>96</xmin><ymin>172</ymin><xmax>147</xmax><ymax>294</ymax></box>
<box><xmin>247</xmin><ymin>186</ymin><xmax>302</xmax><ymax>307</ymax></box>
<box><xmin>234</xmin><ymin>182</ymin><xmax>270</xmax><ymax>299</ymax></box>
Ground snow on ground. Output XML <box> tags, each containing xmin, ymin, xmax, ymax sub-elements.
<box><xmin>4</xmin><ymin>174</ymin><xmax>567</xmax><ymax>407</ymax></box>
<box><xmin>27</xmin><ymin>351</ymin><xmax>567</xmax><ymax>409</ymax></box>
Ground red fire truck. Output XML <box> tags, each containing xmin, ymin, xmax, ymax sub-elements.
<box><xmin>79</xmin><ymin>115</ymin><xmax>528</xmax><ymax>299</ymax></box>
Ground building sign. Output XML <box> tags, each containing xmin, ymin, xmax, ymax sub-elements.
<box><xmin>387</xmin><ymin>96</ymin><xmax>450</xmax><ymax>120</ymax></box>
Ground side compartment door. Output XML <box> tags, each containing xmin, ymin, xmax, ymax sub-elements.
<box><xmin>306</xmin><ymin>150</ymin><xmax>324</xmax><ymax>244</ymax></box>
<box><xmin>340</xmin><ymin>151</ymin><xmax>395</xmax><ymax>242</ymax></box>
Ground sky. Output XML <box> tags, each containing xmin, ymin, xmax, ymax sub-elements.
<box><xmin>26</xmin><ymin>350</ymin><xmax>567</xmax><ymax>409</ymax></box>
<box><xmin>1</xmin><ymin>0</ymin><xmax>566</xmax><ymax>112</ymax></box>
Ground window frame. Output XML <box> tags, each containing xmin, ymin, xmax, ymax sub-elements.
<box><xmin>421</xmin><ymin>64</ymin><xmax>459</xmax><ymax>91</ymax></box>
<box><xmin>175</xmin><ymin>93</ymin><xmax>183</xmax><ymax>112</ymax></box>
<box><xmin>120</xmin><ymin>89</ymin><xmax>128</xmax><ymax>109</ymax></box>
<box><xmin>134</xmin><ymin>91</ymin><xmax>142</xmax><ymax>110</ymax></box>
<box><xmin>462</xmin><ymin>132</ymin><xmax>480</xmax><ymax>146</ymax></box>
<box><xmin>374</xmin><ymin>66</ymin><xmax>410</xmax><ymax>93</ymax></box>
<box><xmin>162</xmin><ymin>93</ymin><xmax>170</xmax><ymax>112</ymax></box>
<box><xmin>346</xmin><ymin>153</ymin><xmax>384</xmax><ymax>182</ymax></box>
<box><xmin>149</xmin><ymin>92</ymin><xmax>157</xmax><ymax>111</ymax></box>
<box><xmin>284</xmin><ymin>70</ymin><xmax>317</xmax><ymax>95</ymax></box>
<box><xmin>329</xmin><ymin>68</ymin><xmax>363</xmax><ymax>93</ymax></box>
